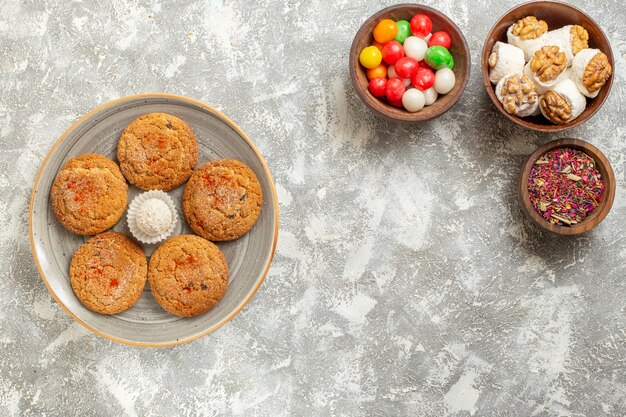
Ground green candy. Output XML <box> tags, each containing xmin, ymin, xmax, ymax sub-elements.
<box><xmin>424</xmin><ymin>46</ymin><xmax>455</xmax><ymax>70</ymax></box>
<box><xmin>394</xmin><ymin>20</ymin><xmax>411</xmax><ymax>44</ymax></box>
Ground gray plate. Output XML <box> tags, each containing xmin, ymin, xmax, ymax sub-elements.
<box><xmin>29</xmin><ymin>94</ymin><xmax>279</xmax><ymax>347</ymax></box>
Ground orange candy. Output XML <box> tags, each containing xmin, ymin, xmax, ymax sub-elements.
<box><xmin>372</xmin><ymin>40</ymin><xmax>384</xmax><ymax>50</ymax></box>
<box><xmin>366</xmin><ymin>63</ymin><xmax>388</xmax><ymax>80</ymax></box>
<box><xmin>373</xmin><ymin>19</ymin><xmax>398</xmax><ymax>43</ymax></box>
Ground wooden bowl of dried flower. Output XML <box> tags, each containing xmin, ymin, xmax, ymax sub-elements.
<box><xmin>519</xmin><ymin>138</ymin><xmax>615</xmax><ymax>235</ymax></box>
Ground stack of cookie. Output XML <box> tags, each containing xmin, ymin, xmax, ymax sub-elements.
<box><xmin>50</xmin><ymin>113</ymin><xmax>262</xmax><ymax>318</ymax></box>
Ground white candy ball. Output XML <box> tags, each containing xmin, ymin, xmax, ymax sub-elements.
<box><xmin>434</xmin><ymin>68</ymin><xmax>455</xmax><ymax>94</ymax></box>
<box><xmin>423</xmin><ymin>87</ymin><xmax>438</xmax><ymax>105</ymax></box>
<box><xmin>136</xmin><ymin>199</ymin><xmax>172</xmax><ymax>236</ymax></box>
<box><xmin>402</xmin><ymin>89</ymin><xmax>425</xmax><ymax>112</ymax></box>
<box><xmin>403</xmin><ymin>36</ymin><xmax>428</xmax><ymax>61</ymax></box>
<box><xmin>388</xmin><ymin>66</ymin><xmax>412</xmax><ymax>87</ymax></box>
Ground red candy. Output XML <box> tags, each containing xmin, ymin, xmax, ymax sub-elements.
<box><xmin>385</xmin><ymin>77</ymin><xmax>406</xmax><ymax>101</ymax></box>
<box><xmin>411</xmin><ymin>67</ymin><xmax>435</xmax><ymax>91</ymax></box>
<box><xmin>418</xmin><ymin>60</ymin><xmax>432</xmax><ymax>69</ymax></box>
<box><xmin>368</xmin><ymin>78</ymin><xmax>387</xmax><ymax>97</ymax></box>
<box><xmin>388</xmin><ymin>98</ymin><xmax>404</xmax><ymax>108</ymax></box>
<box><xmin>381</xmin><ymin>40</ymin><xmax>404</xmax><ymax>65</ymax></box>
<box><xmin>428</xmin><ymin>31</ymin><xmax>451</xmax><ymax>49</ymax></box>
<box><xmin>394</xmin><ymin>57</ymin><xmax>419</xmax><ymax>79</ymax></box>
<box><xmin>410</xmin><ymin>14</ymin><xmax>432</xmax><ymax>38</ymax></box>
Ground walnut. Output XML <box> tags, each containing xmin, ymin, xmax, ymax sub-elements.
<box><xmin>500</xmin><ymin>74</ymin><xmax>538</xmax><ymax>114</ymax></box>
<box><xmin>488</xmin><ymin>52</ymin><xmax>498</xmax><ymax>69</ymax></box>
<box><xmin>583</xmin><ymin>52</ymin><xmax>612</xmax><ymax>93</ymax></box>
<box><xmin>570</xmin><ymin>25</ymin><xmax>589</xmax><ymax>55</ymax></box>
<box><xmin>511</xmin><ymin>16</ymin><xmax>548</xmax><ymax>40</ymax></box>
<box><xmin>541</xmin><ymin>90</ymin><xmax>572</xmax><ymax>124</ymax></box>
<box><xmin>529</xmin><ymin>46</ymin><xmax>567</xmax><ymax>82</ymax></box>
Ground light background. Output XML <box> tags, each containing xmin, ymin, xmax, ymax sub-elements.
<box><xmin>1</xmin><ymin>0</ymin><xmax>625</xmax><ymax>415</ymax></box>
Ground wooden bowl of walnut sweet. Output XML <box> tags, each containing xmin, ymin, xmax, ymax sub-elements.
<box><xmin>481</xmin><ymin>0</ymin><xmax>614</xmax><ymax>132</ymax></box>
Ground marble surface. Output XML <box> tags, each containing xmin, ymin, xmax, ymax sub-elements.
<box><xmin>1</xmin><ymin>0</ymin><xmax>626</xmax><ymax>415</ymax></box>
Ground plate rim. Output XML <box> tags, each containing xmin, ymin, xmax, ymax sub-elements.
<box><xmin>28</xmin><ymin>93</ymin><xmax>280</xmax><ymax>348</ymax></box>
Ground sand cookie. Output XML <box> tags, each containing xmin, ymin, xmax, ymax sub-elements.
<box><xmin>183</xmin><ymin>159</ymin><xmax>262</xmax><ymax>241</ymax></box>
<box><xmin>50</xmin><ymin>153</ymin><xmax>128</xmax><ymax>235</ymax></box>
<box><xmin>148</xmin><ymin>235</ymin><xmax>229</xmax><ymax>317</ymax></box>
<box><xmin>117</xmin><ymin>113</ymin><xmax>198</xmax><ymax>191</ymax></box>
<box><xmin>70</xmin><ymin>232</ymin><xmax>147</xmax><ymax>315</ymax></box>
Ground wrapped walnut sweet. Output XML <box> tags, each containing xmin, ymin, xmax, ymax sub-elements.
<box><xmin>507</xmin><ymin>16</ymin><xmax>549</xmax><ymax>61</ymax></box>
<box><xmin>523</xmin><ymin>45</ymin><xmax>568</xmax><ymax>94</ymax></box>
<box><xmin>488</xmin><ymin>42</ymin><xmax>525</xmax><ymax>84</ymax></box>
<box><xmin>540</xmin><ymin>79</ymin><xmax>586</xmax><ymax>124</ymax></box>
<box><xmin>571</xmin><ymin>48</ymin><xmax>612</xmax><ymax>98</ymax></box>
<box><xmin>495</xmin><ymin>73</ymin><xmax>539</xmax><ymax>117</ymax></box>
<box><xmin>544</xmin><ymin>25</ymin><xmax>589</xmax><ymax>64</ymax></box>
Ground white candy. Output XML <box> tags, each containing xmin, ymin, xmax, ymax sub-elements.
<box><xmin>488</xmin><ymin>42</ymin><xmax>525</xmax><ymax>84</ymax></box>
<box><xmin>136</xmin><ymin>199</ymin><xmax>172</xmax><ymax>236</ymax></box>
<box><xmin>388</xmin><ymin>66</ymin><xmax>412</xmax><ymax>87</ymax></box>
<box><xmin>434</xmin><ymin>68</ymin><xmax>455</xmax><ymax>94</ymax></box>
<box><xmin>507</xmin><ymin>24</ymin><xmax>547</xmax><ymax>62</ymax></box>
<box><xmin>540</xmin><ymin>78</ymin><xmax>586</xmax><ymax>124</ymax></box>
<box><xmin>571</xmin><ymin>48</ymin><xmax>605</xmax><ymax>98</ymax></box>
<box><xmin>402</xmin><ymin>89</ymin><xmax>425</xmax><ymax>112</ymax></box>
<box><xmin>127</xmin><ymin>190</ymin><xmax>177</xmax><ymax>244</ymax></box>
<box><xmin>423</xmin><ymin>87</ymin><xmax>438</xmax><ymax>105</ymax></box>
<box><xmin>403</xmin><ymin>36</ymin><xmax>428</xmax><ymax>61</ymax></box>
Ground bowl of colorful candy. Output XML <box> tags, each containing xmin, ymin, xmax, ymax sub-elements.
<box><xmin>519</xmin><ymin>138</ymin><xmax>615</xmax><ymax>235</ymax></box>
<box><xmin>482</xmin><ymin>1</ymin><xmax>614</xmax><ymax>132</ymax></box>
<box><xmin>349</xmin><ymin>4</ymin><xmax>470</xmax><ymax>122</ymax></box>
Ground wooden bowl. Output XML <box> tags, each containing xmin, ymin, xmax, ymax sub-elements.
<box><xmin>482</xmin><ymin>0</ymin><xmax>614</xmax><ymax>132</ymax></box>
<box><xmin>518</xmin><ymin>138</ymin><xmax>615</xmax><ymax>235</ymax></box>
<box><xmin>349</xmin><ymin>4</ymin><xmax>470</xmax><ymax>123</ymax></box>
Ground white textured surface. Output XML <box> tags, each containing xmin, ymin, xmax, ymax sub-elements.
<box><xmin>1</xmin><ymin>0</ymin><xmax>626</xmax><ymax>415</ymax></box>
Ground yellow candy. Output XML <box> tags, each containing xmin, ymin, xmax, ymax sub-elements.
<box><xmin>359</xmin><ymin>46</ymin><xmax>382</xmax><ymax>69</ymax></box>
